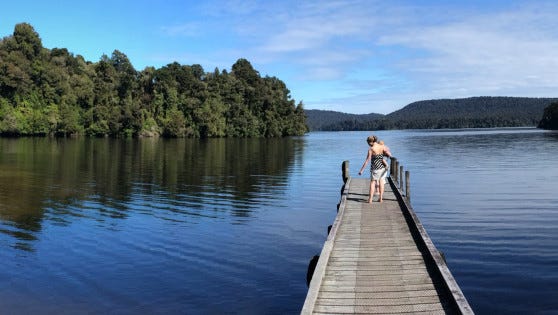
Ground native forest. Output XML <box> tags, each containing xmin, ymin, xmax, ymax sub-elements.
<box><xmin>0</xmin><ymin>23</ymin><xmax>308</xmax><ymax>137</ymax></box>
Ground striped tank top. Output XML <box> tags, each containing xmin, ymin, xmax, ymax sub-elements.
<box><xmin>371</xmin><ymin>154</ymin><xmax>385</xmax><ymax>170</ymax></box>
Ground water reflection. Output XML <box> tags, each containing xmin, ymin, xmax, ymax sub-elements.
<box><xmin>0</xmin><ymin>137</ymin><xmax>304</xmax><ymax>251</ymax></box>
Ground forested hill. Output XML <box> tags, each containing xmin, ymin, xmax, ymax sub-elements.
<box><xmin>0</xmin><ymin>23</ymin><xmax>307</xmax><ymax>137</ymax></box>
<box><xmin>305</xmin><ymin>109</ymin><xmax>384</xmax><ymax>131</ymax></box>
<box><xmin>306</xmin><ymin>97</ymin><xmax>557</xmax><ymax>131</ymax></box>
<box><xmin>386</xmin><ymin>97</ymin><xmax>557</xmax><ymax>129</ymax></box>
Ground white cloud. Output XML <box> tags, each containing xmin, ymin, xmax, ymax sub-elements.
<box><xmin>243</xmin><ymin>1</ymin><xmax>385</xmax><ymax>82</ymax></box>
<box><xmin>375</xmin><ymin>3</ymin><xmax>558</xmax><ymax>101</ymax></box>
<box><xmin>259</xmin><ymin>3</ymin><xmax>373</xmax><ymax>53</ymax></box>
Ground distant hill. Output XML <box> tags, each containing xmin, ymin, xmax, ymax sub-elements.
<box><xmin>306</xmin><ymin>97</ymin><xmax>557</xmax><ymax>131</ymax></box>
<box><xmin>304</xmin><ymin>109</ymin><xmax>384</xmax><ymax>131</ymax></box>
<box><xmin>386</xmin><ymin>96</ymin><xmax>557</xmax><ymax>129</ymax></box>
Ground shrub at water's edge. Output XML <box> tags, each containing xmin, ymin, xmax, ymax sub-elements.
<box><xmin>0</xmin><ymin>23</ymin><xmax>308</xmax><ymax>138</ymax></box>
<box><xmin>538</xmin><ymin>101</ymin><xmax>558</xmax><ymax>130</ymax></box>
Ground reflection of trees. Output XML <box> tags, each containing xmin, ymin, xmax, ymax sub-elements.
<box><xmin>0</xmin><ymin>137</ymin><xmax>304</xmax><ymax>250</ymax></box>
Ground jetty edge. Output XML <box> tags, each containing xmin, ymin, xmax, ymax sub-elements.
<box><xmin>301</xmin><ymin>159</ymin><xmax>473</xmax><ymax>314</ymax></box>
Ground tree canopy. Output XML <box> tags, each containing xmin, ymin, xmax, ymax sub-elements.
<box><xmin>538</xmin><ymin>101</ymin><xmax>558</xmax><ymax>130</ymax></box>
<box><xmin>0</xmin><ymin>23</ymin><xmax>308</xmax><ymax>137</ymax></box>
<box><xmin>304</xmin><ymin>110</ymin><xmax>385</xmax><ymax>131</ymax></box>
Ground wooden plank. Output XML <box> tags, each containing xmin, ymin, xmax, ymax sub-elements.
<box><xmin>313</xmin><ymin>303</ymin><xmax>446</xmax><ymax>314</ymax></box>
<box><xmin>316</xmin><ymin>296</ymin><xmax>446</xmax><ymax>306</ymax></box>
<box><xmin>318</xmin><ymin>283</ymin><xmax>439</xmax><ymax>294</ymax></box>
<box><xmin>318</xmin><ymin>289</ymin><xmax>441</xmax><ymax>299</ymax></box>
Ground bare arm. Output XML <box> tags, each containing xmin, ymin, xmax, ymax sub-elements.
<box><xmin>358</xmin><ymin>149</ymin><xmax>372</xmax><ymax>175</ymax></box>
<box><xmin>383</xmin><ymin>145</ymin><xmax>392</xmax><ymax>158</ymax></box>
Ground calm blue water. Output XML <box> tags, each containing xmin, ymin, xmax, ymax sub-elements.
<box><xmin>0</xmin><ymin>129</ymin><xmax>557</xmax><ymax>314</ymax></box>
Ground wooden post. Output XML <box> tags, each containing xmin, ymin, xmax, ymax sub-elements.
<box><xmin>393</xmin><ymin>159</ymin><xmax>398</xmax><ymax>183</ymax></box>
<box><xmin>396</xmin><ymin>159</ymin><xmax>400</xmax><ymax>182</ymax></box>
<box><xmin>405</xmin><ymin>171</ymin><xmax>411</xmax><ymax>202</ymax></box>
<box><xmin>342</xmin><ymin>160</ymin><xmax>349</xmax><ymax>183</ymax></box>
<box><xmin>399</xmin><ymin>165</ymin><xmax>404</xmax><ymax>189</ymax></box>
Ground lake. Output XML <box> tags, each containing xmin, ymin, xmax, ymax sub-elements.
<box><xmin>0</xmin><ymin>128</ymin><xmax>557</xmax><ymax>314</ymax></box>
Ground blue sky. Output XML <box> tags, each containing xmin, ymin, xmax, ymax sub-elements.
<box><xmin>2</xmin><ymin>0</ymin><xmax>558</xmax><ymax>114</ymax></box>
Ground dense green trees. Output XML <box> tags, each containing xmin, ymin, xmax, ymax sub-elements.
<box><xmin>0</xmin><ymin>23</ymin><xmax>308</xmax><ymax>137</ymax></box>
<box><xmin>304</xmin><ymin>110</ymin><xmax>385</xmax><ymax>131</ymax></box>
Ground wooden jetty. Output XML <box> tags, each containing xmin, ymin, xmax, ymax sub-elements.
<box><xmin>302</xmin><ymin>160</ymin><xmax>473</xmax><ymax>314</ymax></box>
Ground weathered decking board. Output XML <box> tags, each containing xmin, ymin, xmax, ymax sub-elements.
<box><xmin>302</xmin><ymin>176</ymin><xmax>473</xmax><ymax>314</ymax></box>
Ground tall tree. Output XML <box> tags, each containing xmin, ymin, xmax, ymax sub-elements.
<box><xmin>538</xmin><ymin>101</ymin><xmax>558</xmax><ymax>130</ymax></box>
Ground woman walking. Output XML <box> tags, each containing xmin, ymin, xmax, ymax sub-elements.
<box><xmin>358</xmin><ymin>135</ymin><xmax>391</xmax><ymax>203</ymax></box>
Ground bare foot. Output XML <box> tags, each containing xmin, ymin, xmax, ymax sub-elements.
<box><xmin>378</xmin><ymin>199</ymin><xmax>383</xmax><ymax>203</ymax></box>
<box><xmin>367</xmin><ymin>199</ymin><xmax>373</xmax><ymax>203</ymax></box>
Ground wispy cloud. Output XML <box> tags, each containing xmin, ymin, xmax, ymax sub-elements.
<box><xmin>259</xmin><ymin>4</ymin><xmax>373</xmax><ymax>53</ymax></box>
<box><xmin>156</xmin><ymin>0</ymin><xmax>558</xmax><ymax>113</ymax></box>
<box><xmin>377</xmin><ymin>2</ymin><xmax>558</xmax><ymax>100</ymax></box>
<box><xmin>287</xmin><ymin>1</ymin><xmax>558</xmax><ymax>112</ymax></box>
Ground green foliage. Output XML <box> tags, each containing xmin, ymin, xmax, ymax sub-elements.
<box><xmin>0</xmin><ymin>23</ymin><xmax>307</xmax><ymax>138</ymax></box>
<box><xmin>194</xmin><ymin>95</ymin><xmax>227</xmax><ymax>137</ymax></box>
<box><xmin>538</xmin><ymin>101</ymin><xmax>558</xmax><ymax>130</ymax></box>
<box><xmin>305</xmin><ymin>109</ymin><xmax>385</xmax><ymax>131</ymax></box>
<box><xmin>162</xmin><ymin>106</ymin><xmax>188</xmax><ymax>137</ymax></box>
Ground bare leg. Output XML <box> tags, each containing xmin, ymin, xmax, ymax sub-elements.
<box><xmin>368</xmin><ymin>180</ymin><xmax>377</xmax><ymax>203</ymax></box>
<box><xmin>378</xmin><ymin>178</ymin><xmax>385</xmax><ymax>202</ymax></box>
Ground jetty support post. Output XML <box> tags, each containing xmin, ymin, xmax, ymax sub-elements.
<box><xmin>342</xmin><ymin>160</ymin><xmax>350</xmax><ymax>183</ymax></box>
<box><xmin>405</xmin><ymin>170</ymin><xmax>411</xmax><ymax>202</ymax></box>
<box><xmin>399</xmin><ymin>165</ymin><xmax>404</xmax><ymax>189</ymax></box>
<box><xmin>392</xmin><ymin>158</ymin><xmax>398</xmax><ymax>185</ymax></box>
